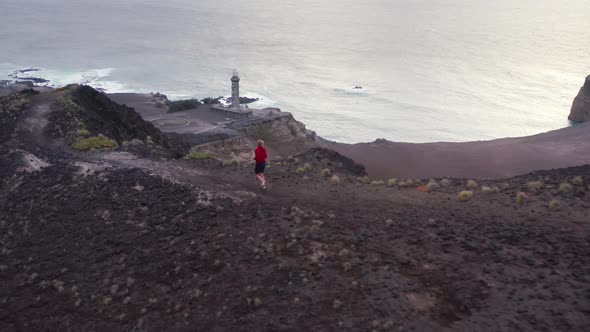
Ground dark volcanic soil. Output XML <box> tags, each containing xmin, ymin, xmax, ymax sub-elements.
<box><xmin>1</xmin><ymin>86</ymin><xmax>589</xmax><ymax>331</ymax></box>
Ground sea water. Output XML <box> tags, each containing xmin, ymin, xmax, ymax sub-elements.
<box><xmin>1</xmin><ymin>0</ymin><xmax>588</xmax><ymax>143</ymax></box>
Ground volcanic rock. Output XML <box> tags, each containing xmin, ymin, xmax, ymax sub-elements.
<box><xmin>568</xmin><ymin>75</ymin><xmax>590</xmax><ymax>122</ymax></box>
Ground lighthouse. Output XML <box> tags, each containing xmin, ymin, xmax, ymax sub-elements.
<box><xmin>210</xmin><ymin>69</ymin><xmax>252</xmax><ymax>118</ymax></box>
<box><xmin>231</xmin><ymin>69</ymin><xmax>240</xmax><ymax>109</ymax></box>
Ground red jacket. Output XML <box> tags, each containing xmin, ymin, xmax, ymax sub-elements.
<box><xmin>254</xmin><ymin>146</ymin><xmax>267</xmax><ymax>164</ymax></box>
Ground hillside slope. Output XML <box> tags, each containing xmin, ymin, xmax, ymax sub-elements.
<box><xmin>1</xmin><ymin>86</ymin><xmax>589</xmax><ymax>331</ymax></box>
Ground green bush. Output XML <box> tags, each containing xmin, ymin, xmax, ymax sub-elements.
<box><xmin>71</xmin><ymin>136</ymin><xmax>118</xmax><ymax>151</ymax></box>
<box><xmin>76</xmin><ymin>129</ymin><xmax>90</xmax><ymax>137</ymax></box>
<box><xmin>167</xmin><ymin>98</ymin><xmax>202</xmax><ymax>113</ymax></box>
<box><xmin>183</xmin><ymin>152</ymin><xmax>216</xmax><ymax>160</ymax></box>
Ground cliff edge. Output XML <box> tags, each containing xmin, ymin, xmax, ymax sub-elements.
<box><xmin>568</xmin><ymin>74</ymin><xmax>590</xmax><ymax>122</ymax></box>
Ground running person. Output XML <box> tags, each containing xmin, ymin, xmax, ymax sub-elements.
<box><xmin>253</xmin><ymin>139</ymin><xmax>267</xmax><ymax>189</ymax></box>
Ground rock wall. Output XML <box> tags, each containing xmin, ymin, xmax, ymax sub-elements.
<box><xmin>231</xmin><ymin>112</ymin><xmax>319</xmax><ymax>159</ymax></box>
<box><xmin>568</xmin><ymin>75</ymin><xmax>590</xmax><ymax>122</ymax></box>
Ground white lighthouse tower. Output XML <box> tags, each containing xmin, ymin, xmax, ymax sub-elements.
<box><xmin>209</xmin><ymin>69</ymin><xmax>252</xmax><ymax>118</ymax></box>
<box><xmin>231</xmin><ymin>69</ymin><xmax>240</xmax><ymax>109</ymax></box>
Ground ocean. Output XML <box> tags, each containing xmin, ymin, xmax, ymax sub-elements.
<box><xmin>1</xmin><ymin>0</ymin><xmax>588</xmax><ymax>143</ymax></box>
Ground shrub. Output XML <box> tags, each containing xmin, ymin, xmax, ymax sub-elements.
<box><xmin>76</xmin><ymin>129</ymin><xmax>90</xmax><ymax>137</ymax></box>
<box><xmin>515</xmin><ymin>192</ymin><xmax>528</xmax><ymax>205</ymax></box>
<box><xmin>426</xmin><ymin>180</ymin><xmax>439</xmax><ymax>192</ymax></box>
<box><xmin>458</xmin><ymin>191</ymin><xmax>473</xmax><ymax>202</ymax></box>
<box><xmin>481</xmin><ymin>186</ymin><xmax>500</xmax><ymax>194</ymax></box>
<box><xmin>320</xmin><ymin>168</ymin><xmax>332</xmax><ymax>177</ymax></box>
<box><xmin>387</xmin><ymin>178</ymin><xmax>398</xmax><ymax>186</ymax></box>
<box><xmin>71</xmin><ymin>136</ymin><xmax>118</xmax><ymax>151</ymax></box>
<box><xmin>440</xmin><ymin>179</ymin><xmax>451</xmax><ymax>187</ymax></box>
<box><xmin>466</xmin><ymin>180</ymin><xmax>478</xmax><ymax>189</ymax></box>
<box><xmin>329</xmin><ymin>175</ymin><xmax>340</xmax><ymax>184</ymax></box>
<box><xmin>167</xmin><ymin>98</ymin><xmax>202</xmax><ymax>113</ymax></box>
<box><xmin>370</xmin><ymin>180</ymin><xmax>385</xmax><ymax>186</ymax></box>
<box><xmin>303</xmin><ymin>163</ymin><xmax>312</xmax><ymax>172</ymax></box>
<box><xmin>296</xmin><ymin>167</ymin><xmax>306</xmax><ymax>174</ymax></box>
<box><xmin>548</xmin><ymin>199</ymin><xmax>560</xmax><ymax>211</ymax></box>
<box><xmin>183</xmin><ymin>152</ymin><xmax>216</xmax><ymax>160</ymax></box>
<box><xmin>559</xmin><ymin>183</ymin><xmax>573</xmax><ymax>194</ymax></box>
<box><xmin>398</xmin><ymin>181</ymin><xmax>409</xmax><ymax>188</ymax></box>
<box><xmin>571</xmin><ymin>176</ymin><xmax>584</xmax><ymax>186</ymax></box>
<box><xmin>527</xmin><ymin>181</ymin><xmax>544</xmax><ymax>192</ymax></box>
<box><xmin>201</xmin><ymin>96</ymin><xmax>223</xmax><ymax>104</ymax></box>
<box><xmin>360</xmin><ymin>176</ymin><xmax>371</xmax><ymax>184</ymax></box>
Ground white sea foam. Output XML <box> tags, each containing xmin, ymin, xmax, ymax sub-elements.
<box><xmin>39</xmin><ymin>68</ymin><xmax>128</xmax><ymax>92</ymax></box>
<box><xmin>2</xmin><ymin>66</ymin><xmax>129</xmax><ymax>93</ymax></box>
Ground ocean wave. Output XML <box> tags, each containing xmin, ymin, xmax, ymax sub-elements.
<box><xmin>3</xmin><ymin>67</ymin><xmax>129</xmax><ymax>93</ymax></box>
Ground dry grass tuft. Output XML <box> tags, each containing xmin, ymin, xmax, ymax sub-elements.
<box><xmin>548</xmin><ymin>199</ymin><xmax>560</xmax><ymax>211</ymax></box>
<box><xmin>320</xmin><ymin>168</ymin><xmax>332</xmax><ymax>177</ymax></box>
<box><xmin>426</xmin><ymin>180</ymin><xmax>440</xmax><ymax>192</ymax></box>
<box><xmin>571</xmin><ymin>176</ymin><xmax>584</xmax><ymax>186</ymax></box>
<box><xmin>481</xmin><ymin>186</ymin><xmax>500</xmax><ymax>194</ymax></box>
<box><xmin>527</xmin><ymin>181</ymin><xmax>544</xmax><ymax>192</ymax></box>
<box><xmin>466</xmin><ymin>180</ymin><xmax>478</xmax><ymax>189</ymax></box>
<box><xmin>458</xmin><ymin>191</ymin><xmax>473</xmax><ymax>202</ymax></box>
<box><xmin>440</xmin><ymin>179</ymin><xmax>451</xmax><ymax>187</ymax></box>
<box><xmin>329</xmin><ymin>175</ymin><xmax>340</xmax><ymax>184</ymax></box>
<box><xmin>387</xmin><ymin>178</ymin><xmax>398</xmax><ymax>186</ymax></box>
<box><xmin>303</xmin><ymin>163</ymin><xmax>312</xmax><ymax>172</ymax></box>
<box><xmin>559</xmin><ymin>183</ymin><xmax>573</xmax><ymax>195</ymax></box>
<box><xmin>515</xmin><ymin>192</ymin><xmax>528</xmax><ymax>205</ymax></box>
<box><xmin>370</xmin><ymin>180</ymin><xmax>385</xmax><ymax>186</ymax></box>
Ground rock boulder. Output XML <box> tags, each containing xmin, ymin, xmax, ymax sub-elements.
<box><xmin>568</xmin><ymin>75</ymin><xmax>590</xmax><ymax>122</ymax></box>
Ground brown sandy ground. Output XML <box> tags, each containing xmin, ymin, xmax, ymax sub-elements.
<box><xmin>1</xmin><ymin>86</ymin><xmax>589</xmax><ymax>331</ymax></box>
<box><xmin>323</xmin><ymin>121</ymin><xmax>590</xmax><ymax>180</ymax></box>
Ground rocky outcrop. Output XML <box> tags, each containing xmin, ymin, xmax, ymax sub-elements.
<box><xmin>568</xmin><ymin>75</ymin><xmax>590</xmax><ymax>122</ymax></box>
<box><xmin>46</xmin><ymin>85</ymin><xmax>189</xmax><ymax>157</ymax></box>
